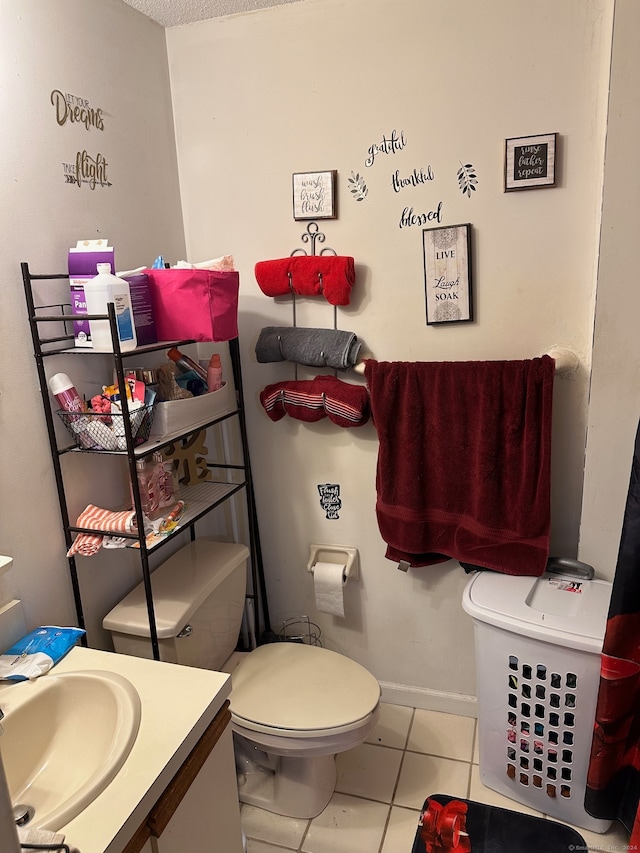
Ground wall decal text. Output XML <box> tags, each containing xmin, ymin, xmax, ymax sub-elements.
<box><xmin>62</xmin><ymin>151</ymin><xmax>111</xmax><ymax>189</ymax></box>
<box><xmin>50</xmin><ymin>89</ymin><xmax>105</xmax><ymax>132</ymax></box>
<box><xmin>399</xmin><ymin>201</ymin><xmax>443</xmax><ymax>229</ymax></box>
<box><xmin>365</xmin><ymin>129</ymin><xmax>407</xmax><ymax>167</ymax></box>
<box><xmin>392</xmin><ymin>165</ymin><xmax>434</xmax><ymax>193</ymax></box>
<box><xmin>318</xmin><ymin>484</ymin><xmax>341</xmax><ymax>520</ymax></box>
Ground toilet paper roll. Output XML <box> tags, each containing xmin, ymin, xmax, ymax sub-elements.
<box><xmin>313</xmin><ymin>561</ymin><xmax>346</xmax><ymax>617</ymax></box>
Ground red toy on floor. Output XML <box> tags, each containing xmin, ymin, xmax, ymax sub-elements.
<box><xmin>412</xmin><ymin>795</ymin><xmax>586</xmax><ymax>853</ymax></box>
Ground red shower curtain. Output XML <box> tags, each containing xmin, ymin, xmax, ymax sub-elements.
<box><xmin>585</xmin><ymin>418</ymin><xmax>640</xmax><ymax>846</ymax></box>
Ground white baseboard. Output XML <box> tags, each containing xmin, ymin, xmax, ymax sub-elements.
<box><xmin>379</xmin><ymin>680</ymin><xmax>477</xmax><ymax>718</ymax></box>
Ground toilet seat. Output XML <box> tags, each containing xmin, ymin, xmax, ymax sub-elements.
<box><xmin>229</xmin><ymin>643</ymin><xmax>380</xmax><ymax>738</ymax></box>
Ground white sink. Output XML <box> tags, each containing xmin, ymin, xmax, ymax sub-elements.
<box><xmin>0</xmin><ymin>669</ymin><xmax>141</xmax><ymax>831</ymax></box>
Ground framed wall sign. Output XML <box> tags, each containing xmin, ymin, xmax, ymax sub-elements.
<box><xmin>423</xmin><ymin>223</ymin><xmax>473</xmax><ymax>325</ymax></box>
<box><xmin>504</xmin><ymin>133</ymin><xmax>557</xmax><ymax>191</ymax></box>
<box><xmin>292</xmin><ymin>170</ymin><xmax>337</xmax><ymax>220</ymax></box>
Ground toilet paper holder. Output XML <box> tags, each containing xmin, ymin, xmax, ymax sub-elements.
<box><xmin>307</xmin><ymin>544</ymin><xmax>359</xmax><ymax>582</ymax></box>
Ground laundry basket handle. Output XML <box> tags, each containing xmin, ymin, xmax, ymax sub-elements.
<box><xmin>546</xmin><ymin>557</ymin><xmax>595</xmax><ymax>580</ymax></box>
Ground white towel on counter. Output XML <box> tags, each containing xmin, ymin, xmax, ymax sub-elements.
<box><xmin>18</xmin><ymin>825</ymin><xmax>67</xmax><ymax>846</ymax></box>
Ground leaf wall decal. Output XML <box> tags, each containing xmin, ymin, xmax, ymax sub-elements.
<box><xmin>457</xmin><ymin>161</ymin><xmax>478</xmax><ymax>198</ymax></box>
<box><xmin>348</xmin><ymin>170</ymin><xmax>368</xmax><ymax>202</ymax></box>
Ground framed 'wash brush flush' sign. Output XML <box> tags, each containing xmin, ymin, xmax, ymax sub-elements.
<box><xmin>504</xmin><ymin>133</ymin><xmax>557</xmax><ymax>191</ymax></box>
<box><xmin>292</xmin><ymin>170</ymin><xmax>337</xmax><ymax>220</ymax></box>
<box><xmin>423</xmin><ymin>223</ymin><xmax>473</xmax><ymax>325</ymax></box>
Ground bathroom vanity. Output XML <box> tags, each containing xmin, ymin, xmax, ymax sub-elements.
<box><xmin>44</xmin><ymin>647</ymin><xmax>243</xmax><ymax>853</ymax></box>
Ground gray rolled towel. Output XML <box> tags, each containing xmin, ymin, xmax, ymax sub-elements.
<box><xmin>255</xmin><ymin>326</ymin><xmax>362</xmax><ymax>369</ymax></box>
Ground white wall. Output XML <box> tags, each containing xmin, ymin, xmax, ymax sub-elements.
<box><xmin>1</xmin><ymin>0</ymin><xmax>636</xmax><ymax>715</ymax></box>
<box><xmin>0</xmin><ymin>0</ymin><xmax>185</xmax><ymax>633</ymax></box>
<box><xmin>579</xmin><ymin>0</ymin><xmax>640</xmax><ymax>577</ymax></box>
<box><xmin>167</xmin><ymin>0</ymin><xmax>614</xmax><ymax>709</ymax></box>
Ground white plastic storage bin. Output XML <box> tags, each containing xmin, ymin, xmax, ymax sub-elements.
<box><xmin>462</xmin><ymin>563</ymin><xmax>613</xmax><ymax>833</ymax></box>
<box><xmin>148</xmin><ymin>380</ymin><xmax>234</xmax><ymax>438</ymax></box>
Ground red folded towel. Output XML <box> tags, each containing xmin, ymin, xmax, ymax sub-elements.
<box><xmin>364</xmin><ymin>358</ymin><xmax>555</xmax><ymax>576</ymax></box>
<box><xmin>260</xmin><ymin>375</ymin><xmax>370</xmax><ymax>427</ymax></box>
<box><xmin>254</xmin><ymin>256</ymin><xmax>355</xmax><ymax>306</ymax></box>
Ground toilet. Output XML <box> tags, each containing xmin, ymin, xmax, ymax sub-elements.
<box><xmin>103</xmin><ymin>538</ymin><xmax>381</xmax><ymax>819</ymax></box>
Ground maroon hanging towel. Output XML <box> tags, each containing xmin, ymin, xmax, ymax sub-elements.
<box><xmin>364</xmin><ymin>358</ymin><xmax>555</xmax><ymax>576</ymax></box>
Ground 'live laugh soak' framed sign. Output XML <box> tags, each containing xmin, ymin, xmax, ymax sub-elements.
<box><xmin>423</xmin><ymin>223</ymin><xmax>473</xmax><ymax>325</ymax></box>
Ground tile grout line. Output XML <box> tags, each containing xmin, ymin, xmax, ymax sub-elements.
<box><xmin>297</xmin><ymin>816</ymin><xmax>311</xmax><ymax>853</ymax></box>
<box><xmin>466</xmin><ymin>717</ymin><xmax>478</xmax><ymax>798</ymax></box>
<box><xmin>375</xmin><ymin>805</ymin><xmax>394</xmax><ymax>853</ymax></box>
<box><xmin>390</xmin><ymin>707</ymin><xmax>416</xmax><ymax>802</ymax></box>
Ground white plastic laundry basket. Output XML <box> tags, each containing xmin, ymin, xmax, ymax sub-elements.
<box><xmin>462</xmin><ymin>561</ymin><xmax>613</xmax><ymax>833</ymax></box>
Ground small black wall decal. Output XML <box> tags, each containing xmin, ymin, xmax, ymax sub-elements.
<box><xmin>457</xmin><ymin>162</ymin><xmax>478</xmax><ymax>197</ymax></box>
<box><xmin>348</xmin><ymin>171</ymin><xmax>368</xmax><ymax>202</ymax></box>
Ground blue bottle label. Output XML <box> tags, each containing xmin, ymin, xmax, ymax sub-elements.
<box><xmin>114</xmin><ymin>294</ymin><xmax>135</xmax><ymax>342</ymax></box>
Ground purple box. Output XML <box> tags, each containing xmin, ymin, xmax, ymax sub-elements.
<box><xmin>125</xmin><ymin>273</ymin><xmax>158</xmax><ymax>346</ymax></box>
<box><xmin>68</xmin><ymin>243</ymin><xmax>114</xmax><ymax>347</ymax></box>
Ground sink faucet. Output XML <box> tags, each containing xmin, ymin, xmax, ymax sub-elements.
<box><xmin>0</xmin><ymin>708</ymin><xmax>21</xmax><ymax>853</ymax></box>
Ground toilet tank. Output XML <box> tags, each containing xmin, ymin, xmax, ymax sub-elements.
<box><xmin>103</xmin><ymin>539</ymin><xmax>249</xmax><ymax>670</ymax></box>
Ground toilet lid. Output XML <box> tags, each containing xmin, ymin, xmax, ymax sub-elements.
<box><xmin>230</xmin><ymin>643</ymin><xmax>380</xmax><ymax>735</ymax></box>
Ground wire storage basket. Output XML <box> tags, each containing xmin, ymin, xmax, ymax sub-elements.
<box><xmin>57</xmin><ymin>403</ymin><xmax>155</xmax><ymax>451</ymax></box>
<box><xmin>278</xmin><ymin>615</ymin><xmax>322</xmax><ymax>646</ymax></box>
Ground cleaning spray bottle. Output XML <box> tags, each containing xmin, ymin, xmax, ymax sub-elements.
<box><xmin>84</xmin><ymin>263</ymin><xmax>137</xmax><ymax>352</ymax></box>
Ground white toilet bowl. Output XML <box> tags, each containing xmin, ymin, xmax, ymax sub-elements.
<box><xmin>228</xmin><ymin>643</ymin><xmax>380</xmax><ymax>818</ymax></box>
<box><xmin>102</xmin><ymin>540</ymin><xmax>381</xmax><ymax>820</ymax></box>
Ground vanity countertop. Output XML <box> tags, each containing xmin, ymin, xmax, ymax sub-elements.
<box><xmin>50</xmin><ymin>646</ymin><xmax>231</xmax><ymax>853</ymax></box>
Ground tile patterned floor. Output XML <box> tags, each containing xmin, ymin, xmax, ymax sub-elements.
<box><xmin>240</xmin><ymin>704</ymin><xmax>632</xmax><ymax>853</ymax></box>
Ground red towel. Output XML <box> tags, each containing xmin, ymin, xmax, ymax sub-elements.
<box><xmin>260</xmin><ymin>375</ymin><xmax>370</xmax><ymax>427</ymax></box>
<box><xmin>254</xmin><ymin>256</ymin><xmax>355</xmax><ymax>306</ymax></box>
<box><xmin>364</xmin><ymin>358</ymin><xmax>555</xmax><ymax>576</ymax></box>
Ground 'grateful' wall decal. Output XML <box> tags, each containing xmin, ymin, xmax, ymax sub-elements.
<box><xmin>364</xmin><ymin>130</ymin><xmax>407</xmax><ymax>167</ymax></box>
<box><xmin>349</xmin><ymin>126</ymin><xmax>479</xmax><ymax>227</ymax></box>
<box><xmin>51</xmin><ymin>88</ymin><xmax>112</xmax><ymax>190</ymax></box>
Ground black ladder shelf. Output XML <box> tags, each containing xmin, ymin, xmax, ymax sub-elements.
<box><xmin>22</xmin><ymin>261</ymin><xmax>270</xmax><ymax>661</ymax></box>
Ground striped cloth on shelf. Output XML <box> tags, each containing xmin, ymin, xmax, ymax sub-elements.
<box><xmin>67</xmin><ymin>504</ymin><xmax>137</xmax><ymax>557</ymax></box>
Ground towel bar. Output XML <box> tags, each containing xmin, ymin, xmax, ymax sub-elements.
<box><xmin>352</xmin><ymin>347</ymin><xmax>579</xmax><ymax>376</ymax></box>
<box><xmin>544</xmin><ymin>346</ymin><xmax>579</xmax><ymax>374</ymax></box>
